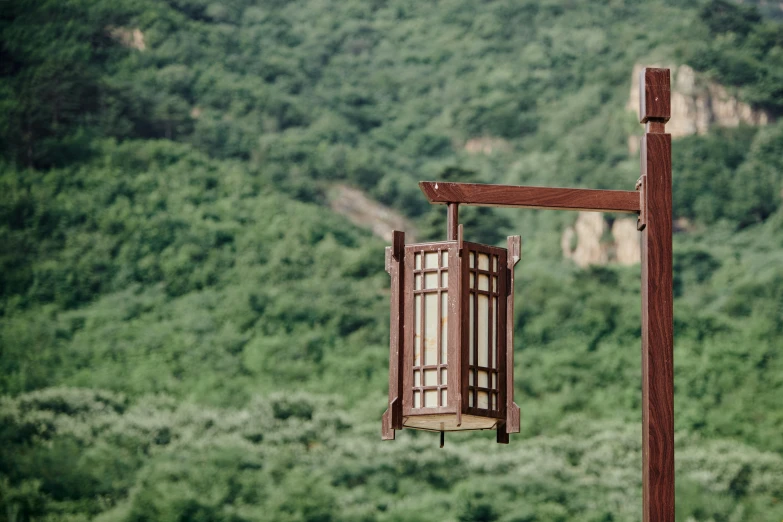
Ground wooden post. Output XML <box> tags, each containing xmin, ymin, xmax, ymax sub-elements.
<box><xmin>638</xmin><ymin>67</ymin><xmax>674</xmax><ymax>521</ymax></box>
<box><xmin>447</xmin><ymin>203</ymin><xmax>459</xmax><ymax>240</ymax></box>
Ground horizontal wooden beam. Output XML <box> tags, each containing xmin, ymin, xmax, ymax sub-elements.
<box><xmin>419</xmin><ymin>182</ymin><xmax>640</xmax><ymax>214</ymax></box>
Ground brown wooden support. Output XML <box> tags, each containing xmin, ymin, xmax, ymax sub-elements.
<box><xmin>382</xmin><ymin>230</ymin><xmax>405</xmax><ymax>440</ymax></box>
<box><xmin>447</xmin><ymin>203</ymin><xmax>459</xmax><ymax>240</ymax></box>
<box><xmin>497</xmin><ymin>235</ymin><xmax>521</xmax><ymax>444</ymax></box>
<box><xmin>420</xmin><ymin>182</ymin><xmax>640</xmax><ymax>214</ymax></box>
<box><xmin>639</xmin><ymin>67</ymin><xmax>674</xmax><ymax>522</ymax></box>
<box><xmin>455</xmin><ymin>224</ymin><xmax>464</xmax><ymax>428</ymax></box>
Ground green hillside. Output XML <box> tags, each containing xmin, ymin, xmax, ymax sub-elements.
<box><xmin>1</xmin><ymin>0</ymin><xmax>782</xmax><ymax>520</ymax></box>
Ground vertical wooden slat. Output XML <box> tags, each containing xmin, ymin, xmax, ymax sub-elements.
<box><xmin>496</xmin><ymin>248</ymin><xmax>510</xmax><ymax>444</ymax></box>
<box><xmin>471</xmin><ymin>251</ymin><xmax>478</xmax><ymax>412</ymax></box>
<box><xmin>460</xmin><ymin>231</ymin><xmax>469</xmax><ymax>424</ymax></box>
<box><xmin>418</xmin><ymin>248</ymin><xmax>426</xmax><ymax>407</ymax></box>
<box><xmin>436</xmin><ymin>248</ymin><xmax>442</xmax><ymax>407</ymax></box>
<box><xmin>448</xmin><ymin>243</ymin><xmax>461</xmax><ymax>424</ymax></box>
<box><xmin>382</xmin><ymin>231</ymin><xmax>405</xmax><ymax>440</ymax></box>
<box><xmin>503</xmin><ymin>236</ymin><xmax>521</xmax><ymax>438</ymax></box>
<box><xmin>402</xmin><ymin>246</ymin><xmax>415</xmax><ymax>417</ymax></box>
<box><xmin>486</xmin><ymin>251</ymin><xmax>493</xmax><ymax>414</ymax></box>
<box><xmin>640</xmin><ymin>68</ymin><xmax>674</xmax><ymax>522</ymax></box>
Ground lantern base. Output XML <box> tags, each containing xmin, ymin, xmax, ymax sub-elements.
<box><xmin>403</xmin><ymin>414</ymin><xmax>500</xmax><ymax>432</ymax></box>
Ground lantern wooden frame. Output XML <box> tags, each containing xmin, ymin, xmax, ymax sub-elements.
<box><xmin>382</xmin><ymin>227</ymin><xmax>521</xmax><ymax>444</ymax></box>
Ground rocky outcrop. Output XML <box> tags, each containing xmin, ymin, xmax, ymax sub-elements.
<box><xmin>463</xmin><ymin>137</ymin><xmax>510</xmax><ymax>155</ymax></box>
<box><xmin>627</xmin><ymin>64</ymin><xmax>770</xmax><ymax>145</ymax></box>
<box><xmin>566</xmin><ymin>64</ymin><xmax>770</xmax><ymax>264</ymax></box>
<box><xmin>561</xmin><ymin>213</ymin><xmax>608</xmax><ymax>267</ymax></box>
<box><xmin>107</xmin><ymin>27</ymin><xmax>146</xmax><ymax>51</ymax></box>
<box><xmin>611</xmin><ymin>218</ymin><xmax>641</xmax><ymax>266</ymax></box>
<box><xmin>327</xmin><ymin>184</ymin><xmax>417</xmax><ymax>242</ymax></box>
<box><xmin>562</xmin><ymin>212</ymin><xmax>640</xmax><ymax>267</ymax></box>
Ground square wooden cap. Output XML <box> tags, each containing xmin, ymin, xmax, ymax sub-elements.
<box><xmin>639</xmin><ymin>68</ymin><xmax>670</xmax><ymax>123</ymax></box>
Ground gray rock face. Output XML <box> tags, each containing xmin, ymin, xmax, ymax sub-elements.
<box><xmin>562</xmin><ymin>212</ymin><xmax>640</xmax><ymax>267</ymax></box>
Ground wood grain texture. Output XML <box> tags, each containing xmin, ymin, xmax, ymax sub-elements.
<box><xmin>382</xmin><ymin>231</ymin><xmax>405</xmax><ymax>440</ymax></box>
<box><xmin>447</xmin><ymin>243</ymin><xmax>462</xmax><ymax>426</ymax></box>
<box><xmin>640</xmin><ymin>68</ymin><xmax>671</xmax><ymax>123</ymax></box>
<box><xmin>456</xmin><ymin>226</ymin><xmax>464</xmax><ymax>426</ymax></box>
<box><xmin>419</xmin><ymin>182</ymin><xmax>640</xmax><ymax>214</ymax></box>
<box><xmin>459</xmin><ymin>237</ymin><xmax>470</xmax><ymax>426</ymax></box>
<box><xmin>505</xmin><ymin>236</ymin><xmax>521</xmax><ymax>435</ymax></box>
<box><xmin>641</xmin><ymin>131</ymin><xmax>674</xmax><ymax>521</ymax></box>
<box><xmin>637</xmin><ymin>174</ymin><xmax>647</xmax><ymax>231</ymax></box>
<box><xmin>447</xmin><ymin>203</ymin><xmax>459</xmax><ymax>240</ymax></box>
<box><xmin>496</xmin><ymin>246</ymin><xmax>508</xmax><ymax>444</ymax></box>
<box><xmin>497</xmin><ymin>235</ymin><xmax>521</xmax><ymax>443</ymax></box>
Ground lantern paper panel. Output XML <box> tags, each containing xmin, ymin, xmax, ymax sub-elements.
<box><xmin>464</xmin><ymin>245</ymin><xmax>504</xmax><ymax>416</ymax></box>
<box><xmin>410</xmin><ymin>245</ymin><xmax>452</xmax><ymax>412</ymax></box>
<box><xmin>402</xmin><ymin>242</ymin><xmax>457</xmax><ymax>429</ymax></box>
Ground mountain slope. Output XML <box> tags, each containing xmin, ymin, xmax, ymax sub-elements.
<box><xmin>1</xmin><ymin>0</ymin><xmax>782</xmax><ymax>520</ymax></box>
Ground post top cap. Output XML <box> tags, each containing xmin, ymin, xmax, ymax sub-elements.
<box><xmin>639</xmin><ymin>68</ymin><xmax>670</xmax><ymax>123</ymax></box>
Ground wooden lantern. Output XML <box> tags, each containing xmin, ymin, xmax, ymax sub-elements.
<box><xmin>382</xmin><ymin>219</ymin><xmax>520</xmax><ymax>445</ymax></box>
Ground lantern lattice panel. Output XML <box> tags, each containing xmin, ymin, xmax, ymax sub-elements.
<box><xmin>403</xmin><ymin>242</ymin><xmax>458</xmax><ymax>421</ymax></box>
<box><xmin>411</xmin><ymin>247</ymin><xmax>450</xmax><ymax>410</ymax></box>
<box><xmin>465</xmin><ymin>246</ymin><xmax>503</xmax><ymax>413</ymax></box>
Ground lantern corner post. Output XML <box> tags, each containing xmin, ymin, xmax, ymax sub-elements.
<box><xmin>497</xmin><ymin>235</ymin><xmax>521</xmax><ymax>444</ymax></box>
<box><xmin>449</xmin><ymin>223</ymin><xmax>465</xmax><ymax>429</ymax></box>
<box><xmin>639</xmin><ymin>67</ymin><xmax>675</xmax><ymax>521</ymax></box>
<box><xmin>382</xmin><ymin>230</ymin><xmax>406</xmax><ymax>440</ymax></box>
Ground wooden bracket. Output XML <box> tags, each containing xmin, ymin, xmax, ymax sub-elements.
<box><xmin>382</xmin><ymin>398</ymin><xmax>399</xmax><ymax>440</ymax></box>
<box><xmin>637</xmin><ymin>175</ymin><xmax>647</xmax><ymax>231</ymax></box>
<box><xmin>420</xmin><ymin>182</ymin><xmax>641</xmax><ymax>214</ymax></box>
<box><xmin>507</xmin><ymin>235</ymin><xmax>521</xmax><ymax>268</ymax></box>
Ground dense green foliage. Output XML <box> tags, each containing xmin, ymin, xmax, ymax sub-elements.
<box><xmin>680</xmin><ymin>0</ymin><xmax>783</xmax><ymax>111</ymax></box>
<box><xmin>1</xmin><ymin>0</ymin><xmax>782</xmax><ymax>520</ymax></box>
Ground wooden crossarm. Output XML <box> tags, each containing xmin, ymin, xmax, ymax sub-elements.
<box><xmin>419</xmin><ymin>181</ymin><xmax>640</xmax><ymax>214</ymax></box>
